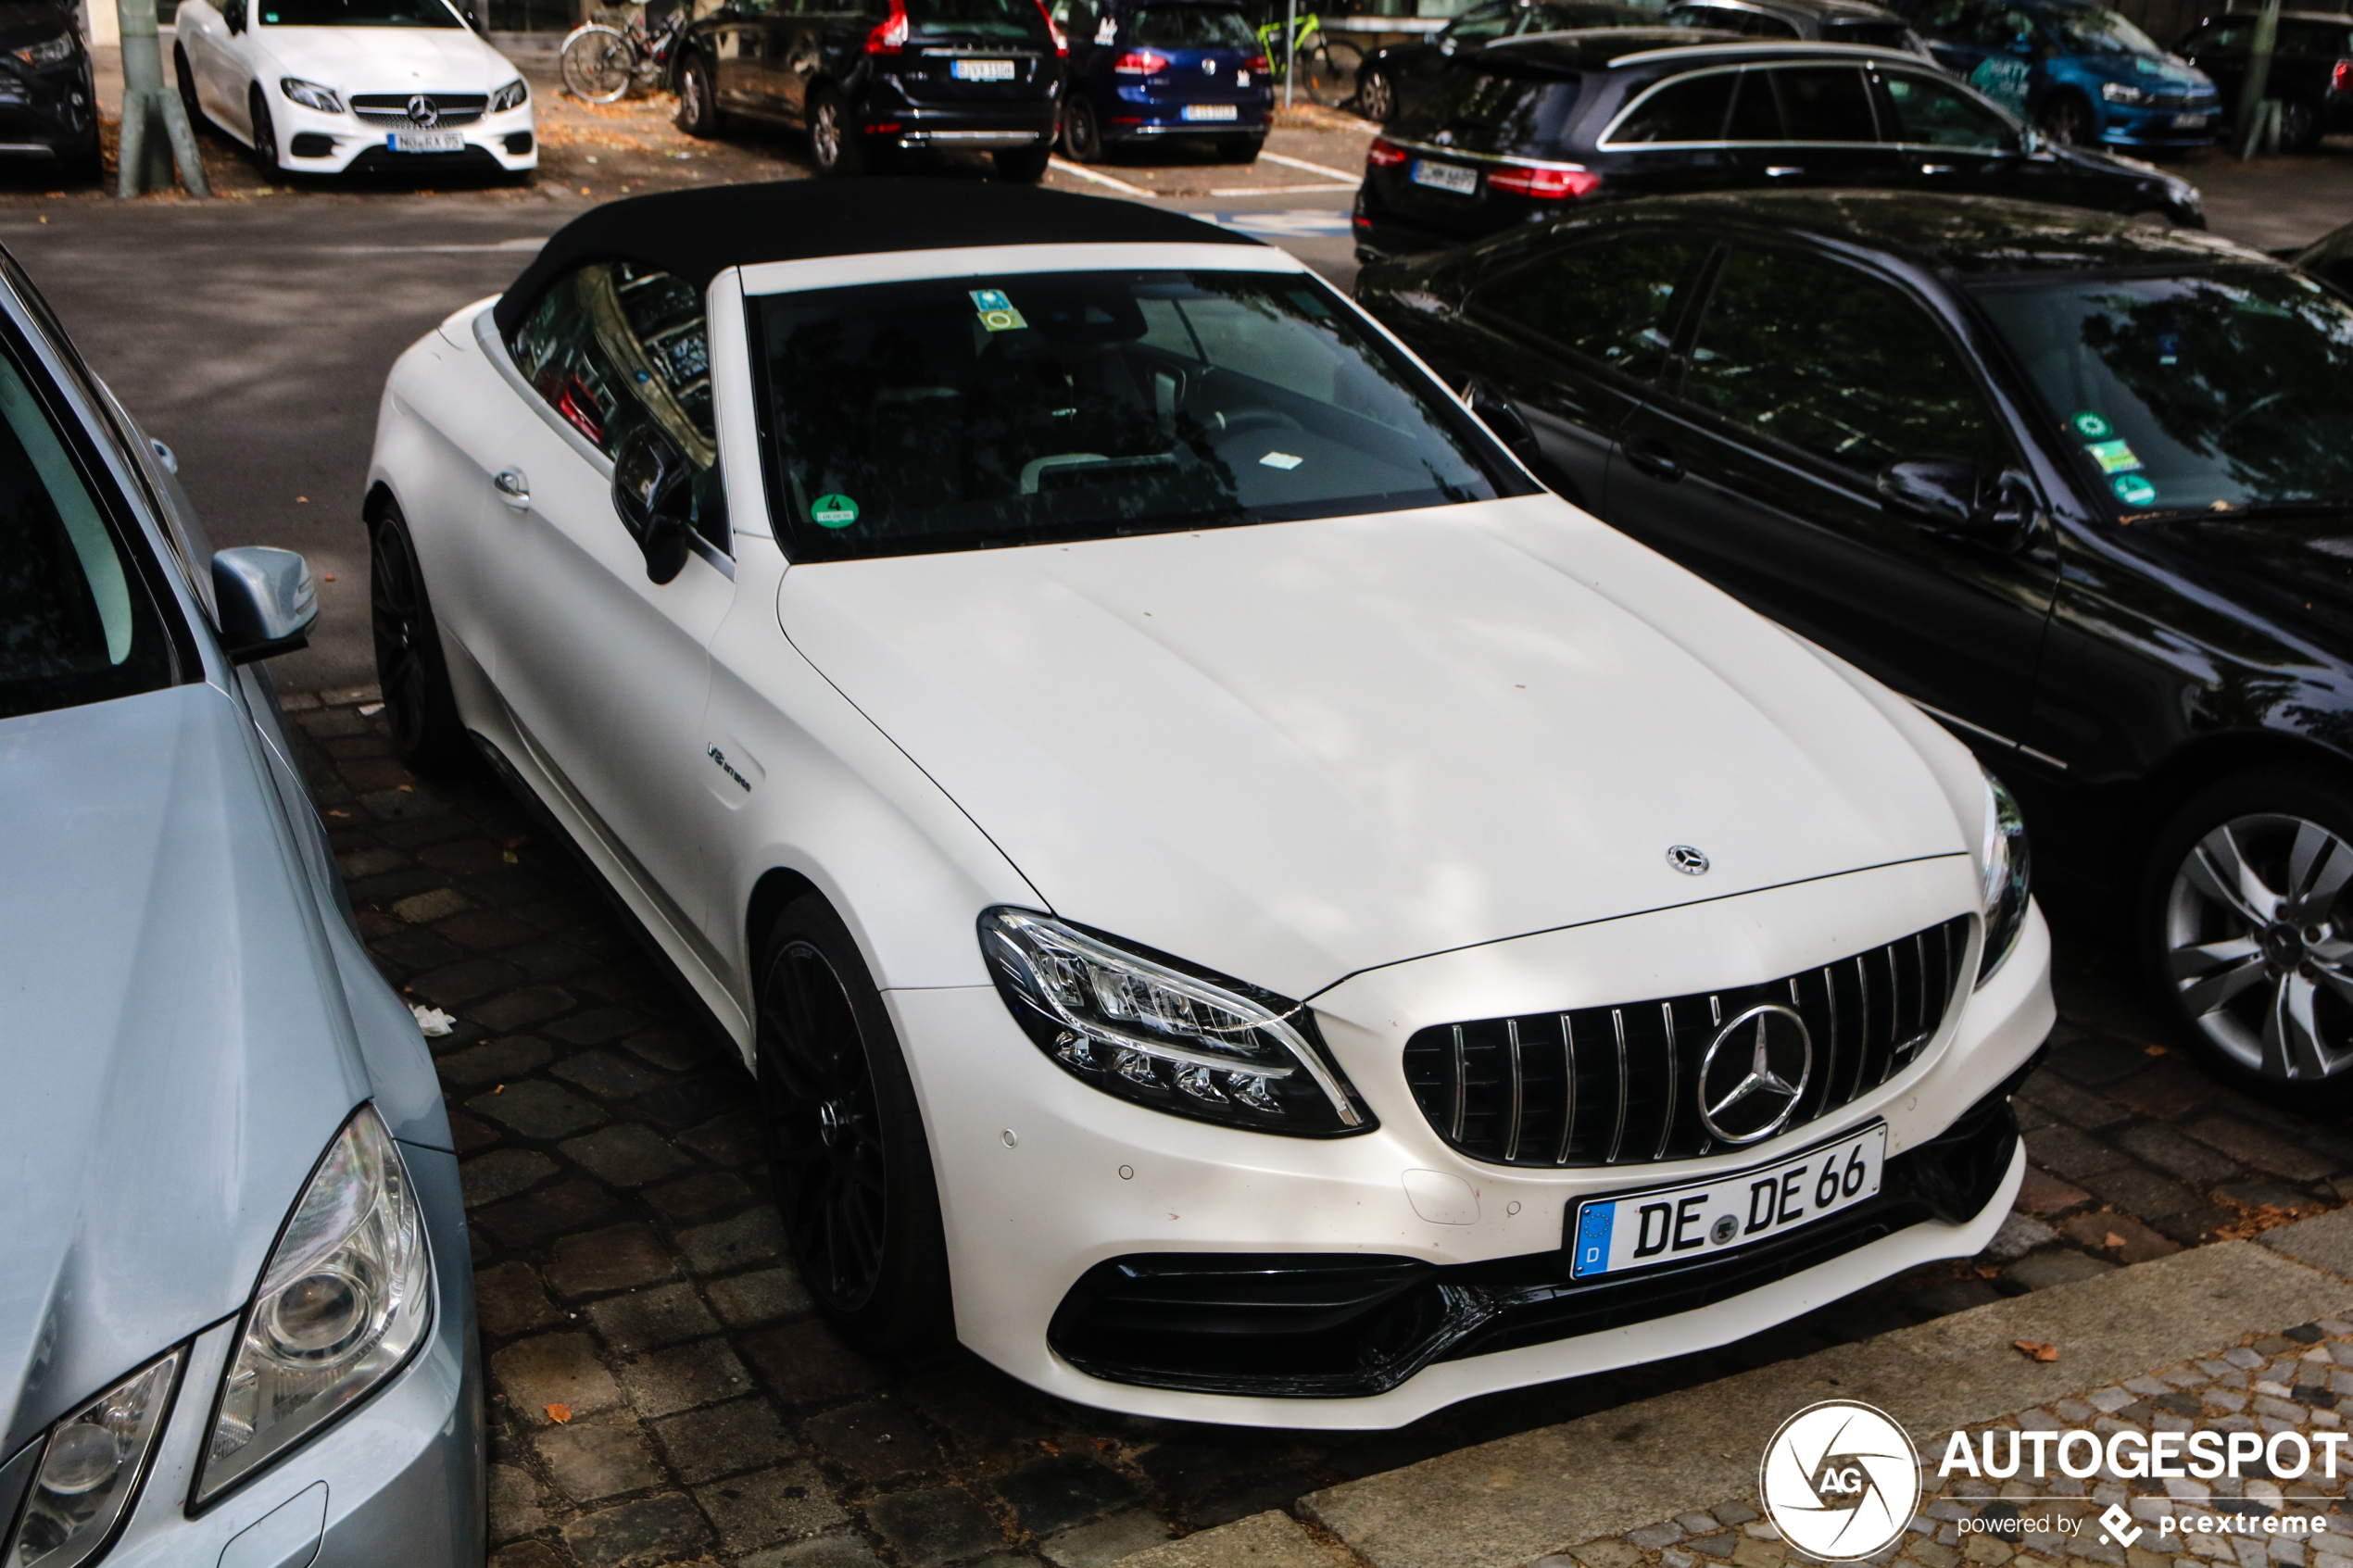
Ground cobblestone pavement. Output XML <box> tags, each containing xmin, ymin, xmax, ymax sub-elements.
<box><xmin>1548</xmin><ymin>1318</ymin><xmax>2353</xmax><ymax>1568</ymax></box>
<box><xmin>275</xmin><ymin>683</ymin><xmax>2353</xmax><ymax>1568</ymax></box>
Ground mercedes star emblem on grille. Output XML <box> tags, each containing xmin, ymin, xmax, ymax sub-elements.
<box><xmin>407</xmin><ymin>94</ymin><xmax>441</xmax><ymax>127</ymax></box>
<box><xmin>1697</xmin><ymin>1003</ymin><xmax>1812</xmax><ymax>1144</ymax></box>
<box><xmin>1667</xmin><ymin>844</ymin><xmax>1709</xmax><ymax>875</ymax></box>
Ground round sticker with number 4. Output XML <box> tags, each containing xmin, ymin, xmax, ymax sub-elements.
<box><xmin>812</xmin><ymin>494</ymin><xmax>860</xmax><ymax>528</ymax></box>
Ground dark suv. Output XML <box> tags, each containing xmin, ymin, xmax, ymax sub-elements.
<box><xmin>1664</xmin><ymin>0</ymin><xmax>1933</xmax><ymax>56</ymax></box>
<box><xmin>1357</xmin><ymin>0</ymin><xmax>1652</xmax><ymax>121</ymax></box>
<box><xmin>2177</xmin><ymin>9</ymin><xmax>2353</xmax><ymax>150</ymax></box>
<box><xmin>673</xmin><ymin>0</ymin><xmax>1064</xmax><ymax>178</ymax></box>
<box><xmin>1353</xmin><ymin>33</ymin><xmax>2204</xmax><ymax>257</ymax></box>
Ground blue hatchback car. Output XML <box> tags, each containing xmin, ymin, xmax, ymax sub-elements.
<box><xmin>1893</xmin><ymin>0</ymin><xmax>2221</xmax><ymax>147</ymax></box>
<box><xmin>1051</xmin><ymin>0</ymin><xmax>1274</xmax><ymax>162</ymax></box>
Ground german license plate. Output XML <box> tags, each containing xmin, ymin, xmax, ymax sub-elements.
<box><xmin>1567</xmin><ymin>1123</ymin><xmax>1886</xmax><ymax>1280</ymax></box>
<box><xmin>388</xmin><ymin>130</ymin><xmax>464</xmax><ymax>153</ymax></box>
<box><xmin>1182</xmin><ymin>102</ymin><xmax>1239</xmax><ymax>120</ymax></box>
<box><xmin>1410</xmin><ymin>157</ymin><xmax>1478</xmax><ymax>194</ymax></box>
<box><xmin>2173</xmin><ymin>111</ymin><xmax>2209</xmax><ymax>128</ymax></box>
<box><xmin>951</xmin><ymin>56</ymin><xmax>1016</xmax><ymax>80</ymax></box>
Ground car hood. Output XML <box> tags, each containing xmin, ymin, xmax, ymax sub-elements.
<box><xmin>2078</xmin><ymin>48</ymin><xmax>2209</xmax><ymax>87</ymax></box>
<box><xmin>777</xmin><ymin>497</ymin><xmax>1972</xmax><ymax>998</ymax></box>
<box><xmin>258</xmin><ymin>23</ymin><xmax>510</xmax><ymax>92</ymax></box>
<box><xmin>0</xmin><ymin>1</ymin><xmax>76</xmax><ymax>49</ymax></box>
<box><xmin>0</xmin><ymin>684</ymin><xmax>368</xmax><ymax>1455</ymax></box>
<box><xmin>2107</xmin><ymin>510</ymin><xmax>2353</xmax><ymax>657</ymax></box>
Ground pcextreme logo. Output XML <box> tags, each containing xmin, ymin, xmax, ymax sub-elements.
<box><xmin>1759</xmin><ymin>1401</ymin><xmax>1923</xmax><ymax>1562</ymax></box>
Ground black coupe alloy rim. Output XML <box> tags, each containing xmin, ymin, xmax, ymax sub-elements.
<box><xmin>369</xmin><ymin>526</ymin><xmax>434</xmax><ymax>758</ymax></box>
<box><xmin>2165</xmin><ymin>812</ymin><xmax>2353</xmax><ymax>1081</ymax></box>
<box><xmin>761</xmin><ymin>939</ymin><xmax>888</xmax><ymax>1311</ymax></box>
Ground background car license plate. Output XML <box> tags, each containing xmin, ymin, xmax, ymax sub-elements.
<box><xmin>952</xmin><ymin>57</ymin><xmax>1016</xmax><ymax>80</ymax></box>
<box><xmin>1410</xmin><ymin>158</ymin><xmax>1478</xmax><ymax>194</ymax></box>
<box><xmin>1182</xmin><ymin>103</ymin><xmax>1239</xmax><ymax>120</ymax></box>
<box><xmin>2174</xmin><ymin>111</ymin><xmax>2209</xmax><ymax>128</ymax></box>
<box><xmin>389</xmin><ymin>131</ymin><xmax>463</xmax><ymax>153</ymax></box>
<box><xmin>1567</xmin><ymin>1124</ymin><xmax>1886</xmax><ymax>1279</ymax></box>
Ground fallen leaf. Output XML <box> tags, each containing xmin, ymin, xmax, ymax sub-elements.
<box><xmin>546</xmin><ymin>1403</ymin><xmax>572</xmax><ymax>1424</ymax></box>
<box><xmin>506</xmin><ymin>835</ymin><xmax>531</xmax><ymax>848</ymax></box>
<box><xmin>328</xmin><ymin>809</ymin><xmax>351</xmax><ymax>818</ymax></box>
<box><xmin>396</xmin><ymin>784</ymin><xmax>413</xmax><ymax>793</ymax></box>
<box><xmin>2145</xmin><ymin>1044</ymin><xmax>2168</xmax><ymax>1056</ymax></box>
<box><xmin>2014</xmin><ymin>1340</ymin><xmax>2060</xmax><ymax>1362</ymax></box>
<box><xmin>494</xmin><ymin>1084</ymin><xmax>505</xmax><ymax>1094</ymax></box>
<box><xmin>321</xmin><ymin>572</ymin><xmax>335</xmax><ymax>582</ymax></box>
<box><xmin>296</xmin><ymin>495</ymin><xmax>308</xmax><ymax>503</ymax></box>
<box><xmin>2104</xmin><ymin>1231</ymin><xmax>2127</xmax><ymax>1249</ymax></box>
<box><xmin>503</xmin><ymin>850</ymin><xmax>520</xmax><ymax>864</ymax></box>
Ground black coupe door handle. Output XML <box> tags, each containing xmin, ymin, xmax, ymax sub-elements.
<box><xmin>1622</xmin><ymin>436</ymin><xmax>1683</xmax><ymax>483</ymax></box>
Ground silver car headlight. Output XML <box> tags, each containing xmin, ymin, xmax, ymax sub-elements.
<box><xmin>11</xmin><ymin>34</ymin><xmax>73</xmax><ymax>68</ymax></box>
<box><xmin>195</xmin><ymin>1105</ymin><xmax>431</xmax><ymax>1505</ymax></box>
<box><xmin>278</xmin><ymin>77</ymin><xmax>344</xmax><ymax>113</ymax></box>
<box><xmin>1978</xmin><ymin>765</ymin><xmax>2032</xmax><ymax>987</ymax></box>
<box><xmin>490</xmin><ymin>78</ymin><xmax>528</xmax><ymax>111</ymax></box>
<box><xmin>2100</xmin><ymin>81</ymin><xmax>2151</xmax><ymax>103</ymax></box>
<box><xmin>980</xmin><ymin>908</ymin><xmax>1374</xmax><ymax>1135</ymax></box>
<box><xmin>2</xmin><ymin>1351</ymin><xmax>182</xmax><ymax>1568</ymax></box>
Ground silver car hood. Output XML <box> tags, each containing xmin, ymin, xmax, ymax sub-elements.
<box><xmin>0</xmin><ymin>683</ymin><xmax>370</xmax><ymax>1454</ymax></box>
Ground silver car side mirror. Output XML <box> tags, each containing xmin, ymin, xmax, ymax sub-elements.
<box><xmin>212</xmin><ymin>546</ymin><xmax>319</xmax><ymax>664</ymax></box>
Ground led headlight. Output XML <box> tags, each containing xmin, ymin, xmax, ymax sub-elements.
<box><xmin>1977</xmin><ymin>765</ymin><xmax>2032</xmax><ymax>986</ymax></box>
<box><xmin>980</xmin><ymin>908</ymin><xmax>1374</xmax><ymax>1135</ymax></box>
<box><xmin>278</xmin><ymin>77</ymin><xmax>344</xmax><ymax>113</ymax></box>
<box><xmin>195</xmin><ymin>1105</ymin><xmax>430</xmax><ymax>1505</ymax></box>
<box><xmin>2</xmin><ymin>1350</ymin><xmax>182</xmax><ymax>1568</ymax></box>
<box><xmin>490</xmin><ymin>78</ymin><xmax>528</xmax><ymax>111</ymax></box>
<box><xmin>11</xmin><ymin>34</ymin><xmax>73</xmax><ymax>67</ymax></box>
<box><xmin>2100</xmin><ymin>81</ymin><xmax>2151</xmax><ymax>103</ymax></box>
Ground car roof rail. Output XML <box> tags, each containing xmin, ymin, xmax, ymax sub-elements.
<box><xmin>1601</xmin><ymin>36</ymin><xmax>1931</xmax><ymax>63</ymax></box>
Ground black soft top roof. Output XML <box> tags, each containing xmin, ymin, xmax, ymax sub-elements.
<box><xmin>491</xmin><ymin>179</ymin><xmax>1261</xmax><ymax>337</ymax></box>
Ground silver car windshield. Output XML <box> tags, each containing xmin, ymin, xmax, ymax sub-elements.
<box><xmin>749</xmin><ymin>270</ymin><xmax>1520</xmax><ymax>560</ymax></box>
<box><xmin>259</xmin><ymin>0</ymin><xmax>463</xmax><ymax>26</ymax></box>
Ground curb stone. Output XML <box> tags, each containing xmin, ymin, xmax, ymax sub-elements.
<box><xmin>1108</xmin><ymin>1512</ymin><xmax>1365</xmax><ymax>1568</ymax></box>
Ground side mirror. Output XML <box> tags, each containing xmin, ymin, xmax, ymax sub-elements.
<box><xmin>225</xmin><ymin>0</ymin><xmax>246</xmax><ymax>31</ymax></box>
<box><xmin>212</xmin><ymin>546</ymin><xmax>318</xmax><ymax>663</ymax></box>
<box><xmin>1878</xmin><ymin>458</ymin><xmax>2034</xmax><ymax>547</ymax></box>
<box><xmin>1465</xmin><ymin>377</ymin><xmax>1538</xmax><ymax>460</ymax></box>
<box><xmin>613</xmin><ymin>425</ymin><xmax>694</xmax><ymax>584</ymax></box>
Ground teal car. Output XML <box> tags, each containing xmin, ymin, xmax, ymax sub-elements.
<box><xmin>1893</xmin><ymin>0</ymin><xmax>2221</xmax><ymax>148</ymax></box>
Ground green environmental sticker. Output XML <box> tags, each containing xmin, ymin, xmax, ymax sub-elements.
<box><xmin>2070</xmin><ymin>410</ymin><xmax>2111</xmax><ymax>439</ymax></box>
<box><xmin>2112</xmin><ymin>474</ymin><xmax>2158</xmax><ymax>506</ymax></box>
<box><xmin>2087</xmin><ymin>438</ymin><xmax>2143</xmax><ymax>475</ymax></box>
<box><xmin>971</xmin><ymin>288</ymin><xmax>1027</xmax><ymax>332</ymax></box>
<box><xmin>812</xmin><ymin>493</ymin><xmax>861</xmax><ymax>528</ymax></box>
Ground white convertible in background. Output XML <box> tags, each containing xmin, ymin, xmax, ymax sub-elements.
<box><xmin>173</xmin><ymin>0</ymin><xmax>535</xmax><ymax>180</ymax></box>
<box><xmin>365</xmin><ymin>181</ymin><xmax>2054</xmax><ymax>1428</ymax></box>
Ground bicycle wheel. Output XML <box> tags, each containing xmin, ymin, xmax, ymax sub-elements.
<box><xmin>561</xmin><ymin>24</ymin><xmax>636</xmax><ymax>103</ymax></box>
<box><xmin>1302</xmin><ymin>40</ymin><xmax>1362</xmax><ymax>107</ymax></box>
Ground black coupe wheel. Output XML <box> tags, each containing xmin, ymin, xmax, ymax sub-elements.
<box><xmin>1061</xmin><ymin>94</ymin><xmax>1103</xmax><ymax>162</ymax></box>
<box><xmin>2035</xmin><ymin>90</ymin><xmax>2093</xmax><ymax>146</ymax></box>
<box><xmin>675</xmin><ymin>54</ymin><xmax>721</xmax><ymax>136</ymax></box>
<box><xmin>756</xmin><ymin>897</ymin><xmax>951</xmax><ymax>1352</ymax></box>
<box><xmin>2144</xmin><ymin>769</ymin><xmax>2353</xmax><ymax>1110</ymax></box>
<box><xmin>808</xmin><ymin>88</ymin><xmax>869</xmax><ymax>176</ymax></box>
<box><xmin>369</xmin><ymin>503</ymin><xmax>475</xmax><ymax>776</ymax></box>
<box><xmin>1358</xmin><ymin>66</ymin><xmax>1393</xmax><ymax>121</ymax></box>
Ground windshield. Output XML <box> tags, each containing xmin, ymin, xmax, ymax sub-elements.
<box><xmin>751</xmin><ymin>270</ymin><xmax>1516</xmax><ymax>561</ymax></box>
<box><xmin>2037</xmin><ymin>5</ymin><xmax>2158</xmax><ymax>55</ymax></box>
<box><xmin>1971</xmin><ymin>267</ymin><xmax>2353</xmax><ymax>515</ymax></box>
<box><xmin>259</xmin><ymin>0</ymin><xmax>462</xmax><ymax>24</ymax></box>
<box><xmin>910</xmin><ymin>0</ymin><xmax>1050</xmax><ymax>38</ymax></box>
<box><xmin>1133</xmin><ymin>5</ymin><xmax>1256</xmax><ymax>47</ymax></box>
<box><xmin>0</xmin><ymin>345</ymin><xmax>175</xmax><ymax>721</ymax></box>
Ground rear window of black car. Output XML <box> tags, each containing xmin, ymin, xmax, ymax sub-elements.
<box><xmin>1133</xmin><ymin>4</ymin><xmax>1255</xmax><ymax>46</ymax></box>
<box><xmin>910</xmin><ymin>0</ymin><xmax>1050</xmax><ymax>38</ymax></box>
<box><xmin>1405</xmin><ymin>60</ymin><xmax>1586</xmax><ymax>151</ymax></box>
<box><xmin>1822</xmin><ymin>17</ymin><xmax>1912</xmax><ymax>44</ymax></box>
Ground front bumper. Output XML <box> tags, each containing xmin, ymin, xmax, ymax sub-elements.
<box><xmin>88</xmin><ymin>1141</ymin><xmax>483</xmax><ymax>1565</ymax></box>
<box><xmin>273</xmin><ymin>94</ymin><xmax>536</xmax><ymax>174</ymax></box>
<box><xmin>2098</xmin><ymin>100</ymin><xmax>2221</xmax><ymax>147</ymax></box>
<box><xmin>0</xmin><ymin>59</ymin><xmax>98</xmax><ymax>157</ymax></box>
<box><xmin>898</xmin><ymin>855</ymin><xmax>2054</xmax><ymax>1427</ymax></box>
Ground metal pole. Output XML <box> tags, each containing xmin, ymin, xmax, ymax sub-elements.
<box><xmin>115</xmin><ymin>0</ymin><xmax>208</xmax><ymax>194</ymax></box>
<box><xmin>1284</xmin><ymin>0</ymin><xmax>1294</xmax><ymax>109</ymax></box>
<box><xmin>2235</xmin><ymin>0</ymin><xmax>2281</xmax><ymax>159</ymax></box>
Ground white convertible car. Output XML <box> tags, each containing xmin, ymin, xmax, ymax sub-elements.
<box><xmin>368</xmin><ymin>182</ymin><xmax>2053</xmax><ymax>1427</ymax></box>
<box><xmin>173</xmin><ymin>0</ymin><xmax>534</xmax><ymax>180</ymax></box>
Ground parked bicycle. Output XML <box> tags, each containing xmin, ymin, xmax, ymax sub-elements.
<box><xmin>560</xmin><ymin>3</ymin><xmax>687</xmax><ymax>104</ymax></box>
<box><xmin>1253</xmin><ymin>9</ymin><xmax>1363</xmax><ymax>107</ymax></box>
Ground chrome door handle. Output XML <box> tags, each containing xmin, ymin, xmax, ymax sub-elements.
<box><xmin>1919</xmin><ymin>162</ymin><xmax>1955</xmax><ymax>173</ymax></box>
<box><xmin>493</xmin><ymin>467</ymin><xmax>530</xmax><ymax>508</ymax></box>
<box><xmin>1765</xmin><ymin>165</ymin><xmax>1804</xmax><ymax>177</ymax></box>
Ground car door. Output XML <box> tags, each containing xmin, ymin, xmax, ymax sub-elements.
<box><xmin>1604</xmin><ymin>241</ymin><xmax>2060</xmax><ymax>746</ymax></box>
<box><xmin>185</xmin><ymin>0</ymin><xmax>254</xmax><ymax>131</ymax></box>
<box><xmin>773</xmin><ymin>0</ymin><xmax>836</xmax><ymax>123</ymax></box>
<box><xmin>711</xmin><ymin>0</ymin><xmax>782</xmax><ymax>108</ymax></box>
<box><xmin>1730</xmin><ymin>61</ymin><xmax>1903</xmax><ymax>188</ymax></box>
<box><xmin>1873</xmin><ymin>60</ymin><xmax>2040</xmax><ymax>190</ymax></box>
<box><xmin>480</xmin><ymin>260</ymin><xmax>735</xmax><ymax>930</ymax></box>
<box><xmin>1445</xmin><ymin>229</ymin><xmax>1712</xmax><ymax>511</ymax></box>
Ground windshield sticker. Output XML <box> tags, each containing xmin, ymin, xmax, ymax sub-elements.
<box><xmin>2070</xmin><ymin>410</ymin><xmax>2112</xmax><ymax>439</ymax></box>
<box><xmin>1260</xmin><ymin>451</ymin><xmax>1304</xmax><ymax>470</ymax></box>
<box><xmin>1095</xmin><ymin>14</ymin><xmax>1115</xmax><ymax>41</ymax></box>
<box><xmin>812</xmin><ymin>493</ymin><xmax>861</xmax><ymax>528</ymax></box>
<box><xmin>2112</xmin><ymin>474</ymin><xmax>2158</xmax><ymax>506</ymax></box>
<box><xmin>971</xmin><ymin>289</ymin><xmax>1028</xmax><ymax>332</ymax></box>
<box><xmin>2158</xmin><ymin>332</ymin><xmax>2182</xmax><ymax>366</ymax></box>
<box><xmin>2087</xmin><ymin>439</ymin><xmax>2143</xmax><ymax>474</ymax></box>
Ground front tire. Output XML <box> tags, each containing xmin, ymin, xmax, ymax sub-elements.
<box><xmin>1060</xmin><ymin>93</ymin><xmax>1103</xmax><ymax>162</ymax></box>
<box><xmin>808</xmin><ymin>87</ymin><xmax>868</xmax><ymax>176</ymax></box>
<box><xmin>991</xmin><ymin>141</ymin><xmax>1051</xmax><ymax>182</ymax></box>
<box><xmin>369</xmin><ymin>501</ymin><xmax>475</xmax><ymax>776</ymax></box>
<box><xmin>248</xmin><ymin>85</ymin><xmax>284</xmax><ymax>178</ymax></box>
<box><xmin>2035</xmin><ymin>89</ymin><xmax>2093</xmax><ymax>146</ymax></box>
<box><xmin>2142</xmin><ymin>767</ymin><xmax>2353</xmax><ymax>1110</ymax></box>
<box><xmin>1358</xmin><ymin>65</ymin><xmax>1393</xmax><ymax>121</ymax></box>
<box><xmin>674</xmin><ymin>53</ymin><xmax>721</xmax><ymax>135</ymax></box>
<box><xmin>755</xmin><ymin>895</ymin><xmax>952</xmax><ymax>1355</ymax></box>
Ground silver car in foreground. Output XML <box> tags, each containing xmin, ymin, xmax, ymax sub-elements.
<box><xmin>0</xmin><ymin>245</ymin><xmax>481</xmax><ymax>1567</ymax></box>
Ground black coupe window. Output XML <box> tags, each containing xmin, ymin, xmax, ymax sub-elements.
<box><xmin>1612</xmin><ymin>70</ymin><xmax>1735</xmax><ymax>141</ymax></box>
<box><xmin>1132</xmin><ymin>5</ymin><xmax>1255</xmax><ymax>46</ymax></box>
<box><xmin>1771</xmin><ymin>63</ymin><xmax>1879</xmax><ymax>140</ymax></box>
<box><xmin>1474</xmin><ymin>234</ymin><xmax>1708</xmax><ymax>378</ymax></box>
<box><xmin>751</xmin><ymin>270</ymin><xmax>1518</xmax><ymax>561</ymax></box>
<box><xmin>1971</xmin><ymin>267</ymin><xmax>2353</xmax><ymax>515</ymax></box>
<box><xmin>1879</xmin><ymin>69</ymin><xmax>2012</xmax><ymax>147</ymax></box>
<box><xmin>1679</xmin><ymin>246</ymin><xmax>2008</xmax><ymax>481</ymax></box>
<box><xmin>907</xmin><ymin>0</ymin><xmax>1051</xmax><ymax>38</ymax></box>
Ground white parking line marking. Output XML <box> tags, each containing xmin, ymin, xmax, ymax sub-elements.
<box><xmin>1207</xmin><ymin>182</ymin><xmax>1357</xmax><ymax>195</ymax></box>
<box><xmin>1262</xmin><ymin>150</ymin><xmax>1360</xmax><ymax>180</ymax></box>
<box><xmin>1048</xmin><ymin>159</ymin><xmax>1158</xmax><ymax>196</ymax></box>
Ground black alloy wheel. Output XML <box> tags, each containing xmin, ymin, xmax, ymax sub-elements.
<box><xmin>249</xmin><ymin>85</ymin><xmax>285</xmax><ymax>177</ymax></box>
<box><xmin>808</xmin><ymin>88</ymin><xmax>869</xmax><ymax>176</ymax></box>
<box><xmin>674</xmin><ymin>54</ymin><xmax>720</xmax><ymax>135</ymax></box>
<box><xmin>2035</xmin><ymin>90</ymin><xmax>2093</xmax><ymax>146</ymax></box>
<box><xmin>992</xmin><ymin>142</ymin><xmax>1051</xmax><ymax>182</ymax></box>
<box><xmin>1061</xmin><ymin>94</ymin><xmax>1103</xmax><ymax>161</ymax></box>
<box><xmin>1358</xmin><ymin>66</ymin><xmax>1393</xmax><ymax>121</ymax></box>
<box><xmin>2144</xmin><ymin>768</ymin><xmax>2353</xmax><ymax>1110</ymax></box>
<box><xmin>755</xmin><ymin>897</ymin><xmax>951</xmax><ymax>1352</ymax></box>
<box><xmin>368</xmin><ymin>504</ymin><xmax>476</xmax><ymax>775</ymax></box>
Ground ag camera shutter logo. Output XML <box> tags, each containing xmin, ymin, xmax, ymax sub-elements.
<box><xmin>1759</xmin><ymin>1401</ymin><xmax>1922</xmax><ymax>1561</ymax></box>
